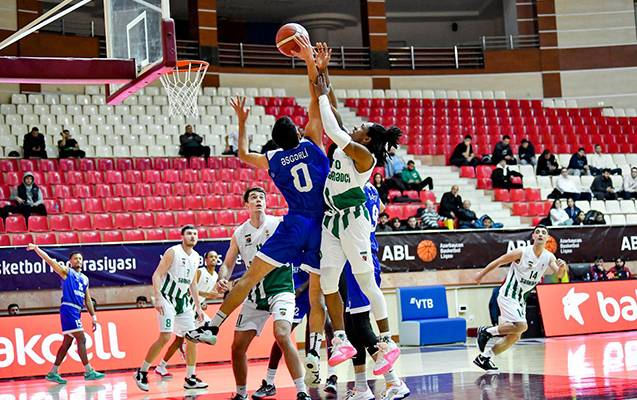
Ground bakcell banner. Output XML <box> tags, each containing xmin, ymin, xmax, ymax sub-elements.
<box><xmin>0</xmin><ymin>304</ymin><xmax>276</xmax><ymax>379</ymax></box>
<box><xmin>0</xmin><ymin>239</ymin><xmax>247</xmax><ymax>292</ymax></box>
<box><xmin>537</xmin><ymin>280</ymin><xmax>637</xmax><ymax>337</ymax></box>
<box><xmin>377</xmin><ymin>225</ymin><xmax>637</xmax><ymax>272</ymax></box>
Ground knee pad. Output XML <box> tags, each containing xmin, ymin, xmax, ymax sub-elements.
<box><xmin>354</xmin><ymin>272</ymin><xmax>388</xmax><ymax>320</ymax></box>
<box><xmin>320</xmin><ymin>268</ymin><xmax>341</xmax><ymax>295</ymax></box>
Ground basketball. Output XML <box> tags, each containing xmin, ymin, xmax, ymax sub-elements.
<box><xmin>276</xmin><ymin>23</ymin><xmax>310</xmax><ymax>57</ymax></box>
<box><xmin>545</xmin><ymin>235</ymin><xmax>558</xmax><ymax>253</ymax></box>
<box><xmin>417</xmin><ymin>240</ymin><xmax>438</xmax><ymax>262</ymax></box>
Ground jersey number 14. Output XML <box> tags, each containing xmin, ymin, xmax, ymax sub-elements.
<box><xmin>291</xmin><ymin>163</ymin><xmax>313</xmax><ymax>192</ymax></box>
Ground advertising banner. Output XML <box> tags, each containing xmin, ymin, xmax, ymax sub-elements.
<box><xmin>376</xmin><ymin>225</ymin><xmax>637</xmax><ymax>272</ymax></box>
<box><xmin>537</xmin><ymin>280</ymin><xmax>637</xmax><ymax>337</ymax></box>
<box><xmin>0</xmin><ymin>240</ymin><xmax>246</xmax><ymax>292</ymax></box>
<box><xmin>0</xmin><ymin>304</ymin><xmax>276</xmax><ymax>379</ymax></box>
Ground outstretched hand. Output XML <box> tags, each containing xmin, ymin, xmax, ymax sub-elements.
<box><xmin>315</xmin><ymin>42</ymin><xmax>332</xmax><ymax>72</ymax></box>
<box><xmin>290</xmin><ymin>34</ymin><xmax>315</xmax><ymax>62</ymax></box>
<box><xmin>230</xmin><ymin>96</ymin><xmax>250</xmax><ymax>123</ymax></box>
<box><xmin>313</xmin><ymin>73</ymin><xmax>330</xmax><ymax>97</ymax></box>
<box><xmin>26</xmin><ymin>243</ymin><xmax>37</xmax><ymax>251</ymax></box>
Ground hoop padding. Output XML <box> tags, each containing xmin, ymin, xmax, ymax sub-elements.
<box><xmin>160</xmin><ymin>60</ymin><xmax>209</xmax><ymax>118</ymax></box>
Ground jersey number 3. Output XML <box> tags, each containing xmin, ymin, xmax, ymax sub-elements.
<box><xmin>291</xmin><ymin>163</ymin><xmax>313</xmax><ymax>192</ymax></box>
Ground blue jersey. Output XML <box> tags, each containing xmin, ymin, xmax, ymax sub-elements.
<box><xmin>267</xmin><ymin>139</ymin><xmax>329</xmax><ymax>217</ymax></box>
<box><xmin>61</xmin><ymin>268</ymin><xmax>89</xmax><ymax>309</ymax></box>
<box><xmin>364</xmin><ymin>183</ymin><xmax>380</xmax><ymax>253</ymax></box>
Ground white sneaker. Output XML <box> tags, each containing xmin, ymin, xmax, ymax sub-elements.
<box><xmin>382</xmin><ymin>380</ymin><xmax>410</xmax><ymax>400</ymax></box>
<box><xmin>304</xmin><ymin>352</ymin><xmax>321</xmax><ymax>388</ymax></box>
<box><xmin>343</xmin><ymin>387</ymin><xmax>375</xmax><ymax>400</ymax></box>
<box><xmin>154</xmin><ymin>364</ymin><xmax>172</xmax><ymax>378</ymax></box>
<box><xmin>373</xmin><ymin>337</ymin><xmax>400</xmax><ymax>375</ymax></box>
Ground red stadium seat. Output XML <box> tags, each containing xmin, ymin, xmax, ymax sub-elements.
<box><xmin>0</xmin><ymin>159</ymin><xmax>17</xmax><ymax>172</ymax></box>
<box><xmin>84</xmin><ymin>171</ymin><xmax>103</xmax><ymax>184</ymax></box>
<box><xmin>196</xmin><ymin>211</ymin><xmax>216</xmax><ymax>226</ymax></box>
<box><xmin>419</xmin><ymin>190</ymin><xmax>437</xmax><ymax>203</ymax></box>
<box><xmin>0</xmin><ymin>218</ymin><xmax>4</xmax><ymax>232</ymax></box>
<box><xmin>155</xmin><ymin>212</ymin><xmax>175</xmax><ymax>227</ymax></box>
<box><xmin>165</xmin><ymin>196</ymin><xmax>184</xmax><ymax>210</ymax></box>
<box><xmin>134</xmin><ymin>212</ymin><xmax>155</xmax><ymax>228</ymax></box>
<box><xmin>45</xmin><ymin>171</ymin><xmax>62</xmax><ymax>184</ymax></box>
<box><xmin>83</xmin><ymin>198</ymin><xmax>103</xmax><ymax>214</ymax></box>
<box><xmin>525</xmin><ymin>188</ymin><xmax>541</xmax><ymax>202</ymax></box>
<box><xmin>60</xmin><ymin>198</ymin><xmax>83</xmax><ymax>213</ymax></box>
<box><xmin>163</xmin><ymin>169</ymin><xmax>180</xmax><ymax>183</ymax></box>
<box><xmin>72</xmin><ymin>184</ymin><xmax>92</xmax><ymax>198</ymax></box>
<box><xmin>113</xmin><ymin>213</ymin><xmax>134</xmax><ymax>229</ymax></box>
<box><xmin>511</xmin><ymin>203</ymin><xmax>529</xmax><ymax>216</ymax></box>
<box><xmin>49</xmin><ymin>215</ymin><xmax>71</xmax><ymax>231</ymax></box>
<box><xmin>6</xmin><ymin>215</ymin><xmax>27</xmax><ymax>232</ymax></box>
<box><xmin>187</xmin><ymin>196</ymin><xmax>205</xmax><ymax>210</ymax></box>
<box><xmin>113</xmin><ymin>184</ymin><xmax>132</xmax><ymax>197</ymax></box>
<box><xmin>152</xmin><ymin>157</ymin><xmax>170</xmax><ymax>170</ymax></box>
<box><xmin>33</xmin><ymin>232</ymin><xmax>57</xmax><ymax>245</ymax></box>
<box><xmin>510</xmin><ymin>189</ymin><xmax>526</xmax><ymax>202</ymax></box>
<box><xmin>134</xmin><ymin>158</ymin><xmax>152</xmax><ymax>171</ymax></box>
<box><xmin>527</xmin><ymin>202</ymin><xmax>545</xmax><ymax>216</ymax></box>
<box><xmin>58</xmin><ymin>232</ymin><xmax>79</xmax><ymax>244</ymax></box>
<box><xmin>403</xmin><ymin>190</ymin><xmax>419</xmax><ymax>201</ymax></box>
<box><xmin>12</xmin><ymin>233</ymin><xmax>34</xmax><ymax>246</ymax></box>
<box><xmin>201</xmin><ymin>170</ymin><xmax>215</xmax><ymax>182</ymax></box>
<box><xmin>494</xmin><ymin>189</ymin><xmax>510</xmax><ymax>202</ymax></box>
<box><xmin>384</xmin><ymin>204</ymin><xmax>406</xmax><ymax>220</ymax></box>
<box><xmin>476</xmin><ymin>178</ymin><xmax>492</xmax><ymax>190</ymax></box>
<box><xmin>175</xmin><ymin>211</ymin><xmax>196</xmax><ymax>226</ymax></box>
<box><xmin>144</xmin><ymin>170</ymin><xmax>161</xmax><ymax>183</ymax></box>
<box><xmin>224</xmin><ymin>195</ymin><xmax>243</xmax><ymax>209</ymax></box>
<box><xmin>79</xmin><ymin>231</ymin><xmax>101</xmax><ymax>243</ymax></box>
<box><xmin>4</xmin><ymin>172</ymin><xmax>20</xmax><ymax>186</ymax></box>
<box><xmin>145</xmin><ymin>196</ymin><xmax>164</xmax><ymax>211</ymax></box>
<box><xmin>189</xmin><ymin>157</ymin><xmax>206</xmax><ymax>169</ymax></box>
<box><xmin>115</xmin><ymin>158</ymin><xmax>133</xmax><ymax>171</ymax></box>
<box><xmin>27</xmin><ymin>216</ymin><xmax>48</xmax><ymax>232</ymax></box>
<box><xmin>216</xmin><ymin>210</ymin><xmax>236</xmax><ymax>225</ymax></box>
<box><xmin>19</xmin><ymin>159</ymin><xmax>35</xmax><ymax>172</ymax></box>
<box><xmin>125</xmin><ymin>170</ymin><xmax>142</xmax><ymax>184</ymax></box>
<box><xmin>207</xmin><ymin>227</ymin><xmax>228</xmax><ymax>238</ymax></box>
<box><xmin>204</xmin><ymin>195</ymin><xmax>223</xmax><ymax>209</ymax></box>
<box><xmin>133</xmin><ymin>183</ymin><xmax>153</xmax><ymax>197</ymax></box>
<box><xmin>105</xmin><ymin>170</ymin><xmax>123</xmax><ymax>184</ymax></box>
<box><xmin>38</xmin><ymin>159</ymin><xmax>57</xmax><ymax>172</ymax></box>
<box><xmin>103</xmin><ymin>230</ymin><xmax>123</xmax><ymax>242</ymax></box>
<box><xmin>71</xmin><ymin>214</ymin><xmax>92</xmax><ymax>231</ymax></box>
<box><xmin>93</xmin><ymin>214</ymin><xmax>113</xmax><ymax>230</ymax></box>
<box><xmin>53</xmin><ymin>185</ymin><xmax>71</xmax><ymax>198</ymax></box>
<box><xmin>172</xmin><ymin>158</ymin><xmax>188</xmax><ymax>170</ymax></box>
<box><xmin>459</xmin><ymin>166</ymin><xmax>476</xmax><ymax>178</ymax></box>
<box><xmin>145</xmin><ymin>229</ymin><xmax>166</xmax><ymax>241</ymax></box>
<box><xmin>0</xmin><ymin>234</ymin><xmax>9</xmax><ymax>246</ymax></box>
<box><xmin>165</xmin><ymin>228</ymin><xmax>182</xmax><ymax>240</ymax></box>
<box><xmin>191</xmin><ymin>182</ymin><xmax>209</xmax><ymax>196</ymax></box>
<box><xmin>94</xmin><ymin>184</ymin><xmax>112</xmax><ymax>198</ymax></box>
<box><xmin>124</xmin><ymin>197</ymin><xmax>144</xmax><ymax>212</ymax></box>
<box><xmin>78</xmin><ymin>158</ymin><xmax>95</xmax><ymax>171</ymax></box>
<box><xmin>173</xmin><ymin>182</ymin><xmax>190</xmax><ymax>196</ymax></box>
<box><xmin>181</xmin><ymin>170</ymin><xmax>199</xmax><ymax>183</ymax></box>
<box><xmin>476</xmin><ymin>166</ymin><xmax>494</xmax><ymax>178</ymax></box>
<box><xmin>216</xmin><ymin>169</ymin><xmax>233</xmax><ymax>181</ymax></box>
<box><xmin>153</xmin><ymin>182</ymin><xmax>172</xmax><ymax>196</ymax></box>
<box><xmin>123</xmin><ymin>229</ymin><xmax>145</xmax><ymax>242</ymax></box>
<box><xmin>236</xmin><ymin>209</ymin><xmax>250</xmax><ymax>222</ymax></box>
<box><xmin>104</xmin><ymin>198</ymin><xmax>124</xmax><ymax>212</ymax></box>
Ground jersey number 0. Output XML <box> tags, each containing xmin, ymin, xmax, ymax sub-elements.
<box><xmin>291</xmin><ymin>163</ymin><xmax>313</xmax><ymax>192</ymax></box>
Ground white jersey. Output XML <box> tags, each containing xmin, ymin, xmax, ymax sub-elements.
<box><xmin>501</xmin><ymin>245</ymin><xmax>555</xmax><ymax>303</ymax></box>
<box><xmin>324</xmin><ymin>147</ymin><xmax>375</xmax><ymax>213</ymax></box>
<box><xmin>196</xmin><ymin>267</ymin><xmax>218</xmax><ymax>305</ymax></box>
<box><xmin>159</xmin><ymin>244</ymin><xmax>200</xmax><ymax>312</ymax></box>
<box><xmin>233</xmin><ymin>215</ymin><xmax>282</xmax><ymax>266</ymax></box>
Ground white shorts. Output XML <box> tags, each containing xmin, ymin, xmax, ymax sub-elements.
<box><xmin>157</xmin><ymin>298</ymin><xmax>196</xmax><ymax>337</ymax></box>
<box><xmin>497</xmin><ymin>295</ymin><xmax>527</xmax><ymax>324</ymax></box>
<box><xmin>315</xmin><ymin>212</ymin><xmax>373</xmax><ymax>276</ymax></box>
<box><xmin>235</xmin><ymin>292</ymin><xmax>295</xmax><ymax>336</ymax></box>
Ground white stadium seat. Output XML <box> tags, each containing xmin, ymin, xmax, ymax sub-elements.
<box><xmin>138</xmin><ymin>115</ymin><xmax>154</xmax><ymax>125</ymax></box>
<box><xmin>231</xmin><ymin>88</ymin><xmax>245</xmax><ymax>96</ymax></box>
<box><xmin>94</xmin><ymin>146</ymin><xmax>113</xmax><ymax>157</ymax></box>
<box><xmin>88</xmin><ymin>135</ymin><xmax>105</xmax><ymax>146</ymax></box>
<box><xmin>620</xmin><ymin>200</ymin><xmax>637</xmax><ymax>214</ymax></box>
<box><xmin>44</xmin><ymin>94</ymin><xmax>59</xmax><ymax>105</ymax></box>
<box><xmin>104</xmin><ymin>135</ymin><xmax>122</xmax><ymax>146</ymax></box>
<box><xmin>273</xmin><ymin>88</ymin><xmax>285</xmax><ymax>97</ymax></box>
<box><xmin>11</xmin><ymin>94</ymin><xmax>27</xmax><ymax>104</ymax></box>
<box><xmin>494</xmin><ymin>91</ymin><xmax>506</xmax><ymax>99</ymax></box>
<box><xmin>85</xmin><ymin>86</ymin><xmax>101</xmax><ymax>95</ymax></box>
<box><xmin>346</xmin><ymin>89</ymin><xmax>360</xmax><ymax>98</ymax></box>
<box><xmin>626</xmin><ymin>214</ymin><xmax>637</xmax><ymax>224</ymax></box>
<box><xmin>113</xmin><ymin>145</ymin><xmax>131</xmax><ymax>157</ymax></box>
<box><xmin>217</xmin><ymin>87</ymin><xmax>231</xmax><ymax>97</ymax></box>
<box><xmin>147</xmin><ymin>144</ymin><xmax>165</xmax><ymax>157</ymax></box>
<box><xmin>17</xmin><ymin>104</ymin><xmax>33</xmax><ymax>115</ymax></box>
<box><xmin>28</xmin><ymin>94</ymin><xmax>43</xmax><ymax>105</ymax></box>
<box><xmin>5</xmin><ymin>114</ymin><xmax>22</xmax><ymax>125</ymax></box>
<box><xmin>434</xmin><ymin>90</ymin><xmax>447</xmax><ymax>99</ymax></box>
<box><xmin>258</xmin><ymin>88</ymin><xmax>273</xmax><ymax>97</ymax></box>
<box><xmin>590</xmin><ymin>200</ymin><xmax>607</xmax><ymax>213</ymax></box>
<box><xmin>130</xmin><ymin>145</ymin><xmax>147</xmax><ymax>157</ymax></box>
<box><xmin>605</xmin><ymin>200</ymin><xmax>621</xmax><ymax>214</ymax></box>
<box><xmin>372</xmin><ymin>89</ymin><xmax>385</xmax><ymax>98</ymax></box>
<box><xmin>610</xmin><ymin>214</ymin><xmax>626</xmax><ymax>225</ymax></box>
<box><xmin>421</xmin><ymin>90</ymin><xmax>434</xmax><ymax>98</ymax></box>
<box><xmin>246</xmin><ymin>88</ymin><xmax>259</xmax><ymax>97</ymax></box>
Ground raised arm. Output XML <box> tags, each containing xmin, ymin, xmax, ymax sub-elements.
<box><xmin>152</xmin><ymin>248</ymin><xmax>174</xmax><ymax>315</ymax></box>
<box><xmin>26</xmin><ymin>243</ymin><xmax>68</xmax><ymax>279</ymax></box>
<box><xmin>230</xmin><ymin>96</ymin><xmax>268</xmax><ymax>169</ymax></box>
<box><xmin>475</xmin><ymin>249</ymin><xmax>524</xmax><ymax>284</ymax></box>
<box><xmin>315</xmin><ymin>42</ymin><xmax>342</xmax><ymax>123</ymax></box>
<box><xmin>215</xmin><ymin>235</ymin><xmax>240</xmax><ymax>294</ymax></box>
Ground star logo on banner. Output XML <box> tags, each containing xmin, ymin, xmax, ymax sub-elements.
<box><xmin>562</xmin><ymin>287</ymin><xmax>589</xmax><ymax>325</ymax></box>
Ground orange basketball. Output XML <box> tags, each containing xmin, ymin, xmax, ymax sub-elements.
<box><xmin>417</xmin><ymin>240</ymin><xmax>437</xmax><ymax>262</ymax></box>
<box><xmin>276</xmin><ymin>23</ymin><xmax>310</xmax><ymax>57</ymax></box>
<box><xmin>545</xmin><ymin>235</ymin><xmax>558</xmax><ymax>253</ymax></box>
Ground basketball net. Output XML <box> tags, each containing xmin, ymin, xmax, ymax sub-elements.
<box><xmin>160</xmin><ymin>60</ymin><xmax>209</xmax><ymax>118</ymax></box>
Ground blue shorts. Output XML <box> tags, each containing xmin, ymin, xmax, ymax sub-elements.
<box><xmin>257</xmin><ymin>213</ymin><xmax>322</xmax><ymax>271</ymax></box>
<box><xmin>344</xmin><ymin>253</ymin><xmax>381</xmax><ymax>314</ymax></box>
<box><xmin>293</xmin><ymin>289</ymin><xmax>310</xmax><ymax>323</ymax></box>
<box><xmin>60</xmin><ymin>304</ymin><xmax>83</xmax><ymax>334</ymax></box>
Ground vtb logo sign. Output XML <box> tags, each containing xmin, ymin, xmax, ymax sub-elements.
<box><xmin>562</xmin><ymin>287</ymin><xmax>637</xmax><ymax>325</ymax></box>
<box><xmin>409</xmin><ymin>297</ymin><xmax>434</xmax><ymax>309</ymax></box>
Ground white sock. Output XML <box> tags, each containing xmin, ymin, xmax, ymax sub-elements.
<box><xmin>482</xmin><ymin>348</ymin><xmax>494</xmax><ymax>358</ymax></box>
<box><xmin>334</xmin><ymin>330</ymin><xmax>347</xmax><ymax>341</ymax></box>
<box><xmin>211</xmin><ymin>310</ymin><xmax>227</xmax><ymax>328</ymax></box>
<box><xmin>294</xmin><ymin>377</ymin><xmax>307</xmax><ymax>394</ymax></box>
<box><xmin>158</xmin><ymin>360</ymin><xmax>167</xmax><ymax>369</ymax></box>
<box><xmin>265</xmin><ymin>368</ymin><xmax>277</xmax><ymax>385</ymax></box>
<box><xmin>327</xmin><ymin>365</ymin><xmax>337</xmax><ymax>378</ymax></box>
<box><xmin>140</xmin><ymin>361</ymin><xmax>151</xmax><ymax>372</ymax></box>
<box><xmin>237</xmin><ymin>385</ymin><xmax>247</xmax><ymax>396</ymax></box>
<box><xmin>50</xmin><ymin>365</ymin><xmax>59</xmax><ymax>374</ymax></box>
<box><xmin>383</xmin><ymin>369</ymin><xmax>399</xmax><ymax>385</ymax></box>
<box><xmin>486</xmin><ymin>326</ymin><xmax>499</xmax><ymax>335</ymax></box>
<box><xmin>308</xmin><ymin>332</ymin><xmax>324</xmax><ymax>356</ymax></box>
<box><xmin>186</xmin><ymin>365</ymin><xmax>195</xmax><ymax>377</ymax></box>
<box><xmin>354</xmin><ymin>272</ymin><xmax>388</xmax><ymax>320</ymax></box>
<box><xmin>355</xmin><ymin>372</ymin><xmax>368</xmax><ymax>391</ymax></box>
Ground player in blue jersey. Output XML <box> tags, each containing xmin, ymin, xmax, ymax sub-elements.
<box><xmin>27</xmin><ymin>244</ymin><xmax>105</xmax><ymax>384</ymax></box>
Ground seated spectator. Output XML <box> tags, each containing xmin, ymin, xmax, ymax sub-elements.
<box><xmin>419</xmin><ymin>200</ymin><xmax>445</xmax><ymax>229</ymax></box>
<box><xmin>8</xmin><ymin>303</ymin><xmax>19</xmax><ymax>316</ymax></box>
<box><xmin>475</xmin><ymin>215</ymin><xmax>503</xmax><ymax>229</ymax></box>
<box><xmin>621</xmin><ymin>166</ymin><xmax>637</xmax><ymax>200</ymax></box>
<box><xmin>372</xmin><ymin>173</ymin><xmax>390</xmax><ymax>204</ymax></box>
<box><xmin>136</xmin><ymin>296</ymin><xmax>148</xmax><ymax>308</ymax></box>
<box><xmin>492</xmin><ymin>135</ymin><xmax>516</xmax><ymax>165</ymax></box>
<box><xmin>589</xmin><ymin>144</ymin><xmax>622</xmax><ymax>176</ymax></box>
<box><xmin>390</xmin><ymin>217</ymin><xmax>402</xmax><ymax>231</ymax></box>
<box><xmin>0</xmin><ymin>172</ymin><xmax>47</xmax><ymax>221</ymax></box>
<box><xmin>552</xmin><ymin>168</ymin><xmax>593</xmax><ymax>201</ymax></box>
<box><xmin>23</xmin><ymin>127</ymin><xmax>47</xmax><ymax>159</ymax></box>
<box><xmin>584</xmin><ymin>256</ymin><xmax>608</xmax><ymax>281</ymax></box>
<box><xmin>57</xmin><ymin>129</ymin><xmax>86</xmax><ymax>159</ymax></box>
<box><xmin>567</xmin><ymin>148</ymin><xmax>590</xmax><ymax>176</ymax></box>
<box><xmin>549</xmin><ymin>199</ymin><xmax>573</xmax><ymax>226</ymax></box>
<box><xmin>584</xmin><ymin>209</ymin><xmax>606</xmax><ymax>225</ymax></box>
<box><xmin>573</xmin><ymin>211</ymin><xmax>586</xmax><ymax>225</ymax></box>
<box><xmin>402</xmin><ymin>216</ymin><xmax>420</xmax><ymax>231</ymax></box>
<box><xmin>564</xmin><ymin>198</ymin><xmax>581</xmax><ymax>222</ymax></box>
<box><xmin>439</xmin><ymin>185</ymin><xmax>462</xmax><ymax>219</ymax></box>
<box><xmin>608</xmin><ymin>257</ymin><xmax>631</xmax><ymax>280</ymax></box>
<box><xmin>401</xmin><ymin>160</ymin><xmax>433</xmax><ymax>191</ymax></box>
<box><xmin>591</xmin><ymin>169</ymin><xmax>617</xmax><ymax>200</ymax></box>
<box><xmin>518</xmin><ymin>139</ymin><xmax>536</xmax><ymax>166</ymax></box>
<box><xmin>385</xmin><ymin>147</ymin><xmax>408</xmax><ymax>191</ymax></box>
<box><xmin>457</xmin><ymin>200</ymin><xmax>478</xmax><ymax>229</ymax></box>
<box><xmin>376</xmin><ymin>212</ymin><xmax>392</xmax><ymax>232</ymax></box>
<box><xmin>537</xmin><ymin>150</ymin><xmax>560</xmax><ymax>176</ymax></box>
<box><xmin>491</xmin><ymin>159</ymin><xmax>523</xmax><ymax>189</ymax></box>
<box><xmin>450</xmin><ymin>135</ymin><xmax>479</xmax><ymax>167</ymax></box>
<box><xmin>179</xmin><ymin>125</ymin><xmax>211</xmax><ymax>159</ymax></box>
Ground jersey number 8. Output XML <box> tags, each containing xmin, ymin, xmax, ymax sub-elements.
<box><xmin>291</xmin><ymin>163</ymin><xmax>313</xmax><ymax>193</ymax></box>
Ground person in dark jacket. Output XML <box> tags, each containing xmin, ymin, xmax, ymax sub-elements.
<box><xmin>57</xmin><ymin>129</ymin><xmax>86</xmax><ymax>158</ymax></box>
<box><xmin>179</xmin><ymin>125</ymin><xmax>211</xmax><ymax>159</ymax></box>
<box><xmin>23</xmin><ymin>127</ymin><xmax>47</xmax><ymax>159</ymax></box>
<box><xmin>584</xmin><ymin>256</ymin><xmax>608</xmax><ymax>282</ymax></box>
<box><xmin>608</xmin><ymin>257</ymin><xmax>632</xmax><ymax>280</ymax></box>
<box><xmin>591</xmin><ymin>169</ymin><xmax>617</xmax><ymax>200</ymax></box>
<box><xmin>518</xmin><ymin>139</ymin><xmax>536</xmax><ymax>166</ymax></box>
<box><xmin>491</xmin><ymin>159</ymin><xmax>524</xmax><ymax>189</ymax></box>
<box><xmin>0</xmin><ymin>172</ymin><xmax>47</xmax><ymax>221</ymax></box>
<box><xmin>376</xmin><ymin>212</ymin><xmax>392</xmax><ymax>232</ymax></box>
<box><xmin>450</xmin><ymin>135</ymin><xmax>479</xmax><ymax>167</ymax></box>
<box><xmin>536</xmin><ymin>149</ymin><xmax>560</xmax><ymax>176</ymax></box>
<box><xmin>492</xmin><ymin>135</ymin><xmax>516</xmax><ymax>165</ymax></box>
<box><xmin>457</xmin><ymin>200</ymin><xmax>478</xmax><ymax>228</ymax></box>
<box><xmin>567</xmin><ymin>148</ymin><xmax>590</xmax><ymax>176</ymax></box>
<box><xmin>372</xmin><ymin>173</ymin><xmax>390</xmax><ymax>204</ymax></box>
<box><xmin>564</xmin><ymin>198</ymin><xmax>581</xmax><ymax>222</ymax></box>
<box><xmin>438</xmin><ymin>185</ymin><xmax>462</xmax><ymax>219</ymax></box>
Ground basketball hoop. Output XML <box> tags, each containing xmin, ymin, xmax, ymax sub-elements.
<box><xmin>160</xmin><ymin>60</ymin><xmax>209</xmax><ymax>118</ymax></box>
